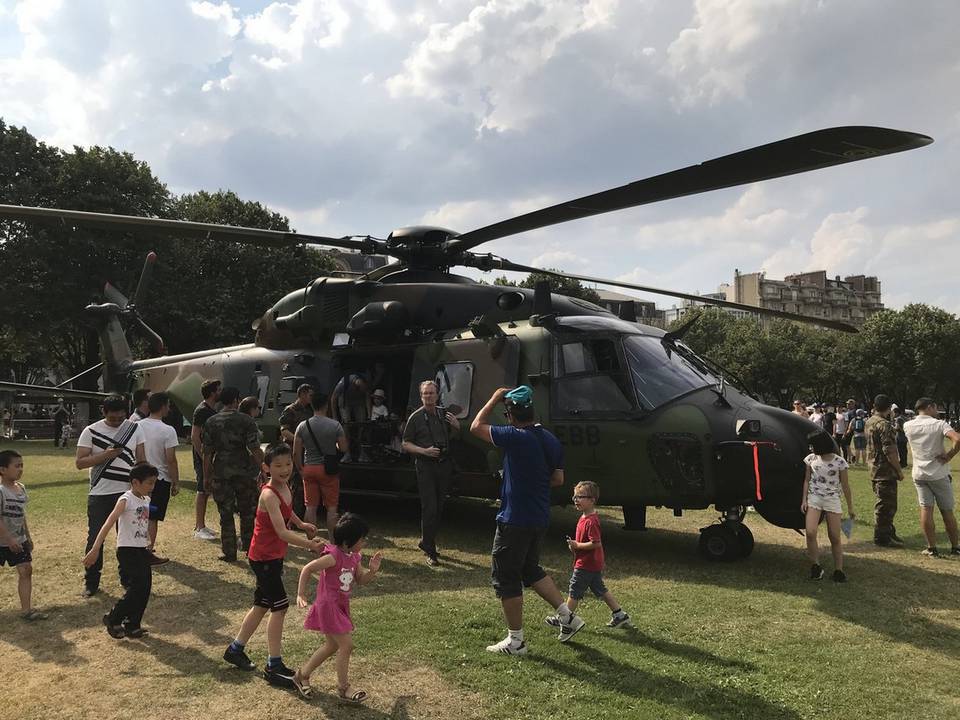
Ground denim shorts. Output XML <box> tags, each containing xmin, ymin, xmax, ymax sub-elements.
<box><xmin>567</xmin><ymin>567</ymin><xmax>608</xmax><ymax>600</ymax></box>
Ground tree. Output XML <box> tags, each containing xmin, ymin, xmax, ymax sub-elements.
<box><xmin>493</xmin><ymin>270</ymin><xmax>601</xmax><ymax>304</ymax></box>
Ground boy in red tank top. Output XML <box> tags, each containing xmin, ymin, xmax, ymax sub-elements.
<box><xmin>546</xmin><ymin>481</ymin><xmax>630</xmax><ymax>640</ymax></box>
<box><xmin>223</xmin><ymin>444</ymin><xmax>323</xmax><ymax>685</ymax></box>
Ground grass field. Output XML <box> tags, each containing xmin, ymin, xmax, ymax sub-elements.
<box><xmin>2</xmin><ymin>440</ymin><xmax>959</xmax><ymax>720</ymax></box>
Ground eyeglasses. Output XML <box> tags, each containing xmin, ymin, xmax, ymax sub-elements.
<box><xmin>573</xmin><ymin>495</ymin><xmax>594</xmax><ymax>500</ymax></box>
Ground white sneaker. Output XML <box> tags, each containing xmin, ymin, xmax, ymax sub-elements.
<box><xmin>557</xmin><ymin>615</ymin><xmax>585</xmax><ymax>643</ymax></box>
<box><xmin>194</xmin><ymin>527</ymin><xmax>217</xmax><ymax>540</ymax></box>
<box><xmin>485</xmin><ymin>636</ymin><xmax>528</xmax><ymax>655</ymax></box>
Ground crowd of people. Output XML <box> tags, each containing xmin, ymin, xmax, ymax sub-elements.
<box><xmin>4</xmin><ymin>382</ymin><xmax>960</xmax><ymax>699</ymax></box>
<box><xmin>1</xmin><ymin>381</ymin><xmax>634</xmax><ymax>702</ymax></box>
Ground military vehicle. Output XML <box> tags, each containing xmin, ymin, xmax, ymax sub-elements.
<box><xmin>0</xmin><ymin>126</ymin><xmax>931</xmax><ymax>559</ymax></box>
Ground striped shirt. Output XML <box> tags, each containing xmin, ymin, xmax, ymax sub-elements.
<box><xmin>77</xmin><ymin>419</ymin><xmax>142</xmax><ymax>496</ymax></box>
<box><xmin>0</xmin><ymin>482</ymin><xmax>28</xmax><ymax>546</ymax></box>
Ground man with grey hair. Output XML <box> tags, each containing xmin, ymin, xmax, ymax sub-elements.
<box><xmin>402</xmin><ymin>379</ymin><xmax>460</xmax><ymax>566</ymax></box>
<box><xmin>903</xmin><ymin>397</ymin><xmax>960</xmax><ymax>556</ymax></box>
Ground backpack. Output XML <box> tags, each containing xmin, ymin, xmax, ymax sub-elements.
<box><xmin>854</xmin><ymin>417</ymin><xmax>865</xmax><ymax>433</ymax></box>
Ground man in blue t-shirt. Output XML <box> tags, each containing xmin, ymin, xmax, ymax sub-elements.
<box><xmin>470</xmin><ymin>385</ymin><xmax>585</xmax><ymax>655</ymax></box>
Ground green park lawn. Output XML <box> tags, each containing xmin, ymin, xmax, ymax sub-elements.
<box><xmin>2</xmin><ymin>441</ymin><xmax>959</xmax><ymax>720</ymax></box>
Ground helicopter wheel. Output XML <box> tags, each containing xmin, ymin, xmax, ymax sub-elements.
<box><xmin>735</xmin><ymin>524</ymin><xmax>755</xmax><ymax>559</ymax></box>
<box><xmin>698</xmin><ymin>524</ymin><xmax>740</xmax><ymax>562</ymax></box>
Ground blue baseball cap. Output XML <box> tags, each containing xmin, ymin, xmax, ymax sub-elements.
<box><xmin>505</xmin><ymin>385</ymin><xmax>534</xmax><ymax>407</ymax></box>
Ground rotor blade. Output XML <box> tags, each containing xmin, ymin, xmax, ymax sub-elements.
<box><xmin>448</xmin><ymin>127</ymin><xmax>932</xmax><ymax>253</ymax></box>
<box><xmin>132</xmin><ymin>252</ymin><xmax>157</xmax><ymax>308</ymax></box>
<box><xmin>364</xmin><ymin>260</ymin><xmax>407</xmax><ymax>281</ymax></box>
<box><xmin>494</xmin><ymin>260</ymin><xmax>860</xmax><ymax>333</ymax></box>
<box><xmin>0</xmin><ymin>381</ymin><xmax>111</xmax><ymax>401</ymax></box>
<box><xmin>0</xmin><ymin>204</ymin><xmax>375</xmax><ymax>253</ymax></box>
<box><xmin>134</xmin><ymin>317</ymin><xmax>167</xmax><ymax>356</ymax></box>
<box><xmin>103</xmin><ymin>282</ymin><xmax>129</xmax><ymax>309</ymax></box>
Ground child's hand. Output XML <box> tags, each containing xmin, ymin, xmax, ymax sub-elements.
<box><xmin>800</xmin><ymin>500</ymin><xmax>808</xmax><ymax>513</ymax></box>
<box><xmin>302</xmin><ymin>523</ymin><xmax>317</xmax><ymax>539</ymax></box>
<box><xmin>369</xmin><ymin>551</ymin><xmax>383</xmax><ymax>573</ymax></box>
<box><xmin>82</xmin><ymin>550</ymin><xmax>97</xmax><ymax>569</ymax></box>
<box><xmin>309</xmin><ymin>540</ymin><xmax>325</xmax><ymax>554</ymax></box>
<box><xmin>566</xmin><ymin>538</ymin><xmax>577</xmax><ymax>552</ymax></box>
<box><xmin>297</xmin><ymin>594</ymin><xmax>309</xmax><ymax>608</ymax></box>
<box><xmin>8</xmin><ymin>539</ymin><xmax>22</xmax><ymax>554</ymax></box>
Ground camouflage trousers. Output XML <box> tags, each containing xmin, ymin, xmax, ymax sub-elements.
<box><xmin>211</xmin><ymin>474</ymin><xmax>259</xmax><ymax>560</ymax></box>
<box><xmin>871</xmin><ymin>477</ymin><xmax>899</xmax><ymax>542</ymax></box>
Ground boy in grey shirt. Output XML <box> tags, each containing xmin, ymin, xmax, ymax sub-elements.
<box><xmin>1</xmin><ymin>450</ymin><xmax>47</xmax><ymax>620</ymax></box>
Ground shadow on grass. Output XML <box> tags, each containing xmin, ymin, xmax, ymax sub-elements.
<box><xmin>604</xmin><ymin>628</ymin><xmax>756</xmax><ymax>671</ymax></box>
<box><xmin>346</xmin><ymin>494</ymin><xmax>960</xmax><ymax>661</ymax></box>
<box><xmin>0</xmin><ymin>604</ymin><xmax>87</xmax><ymax>665</ymax></box>
<box><xmin>124</xmin><ymin>633</ymin><xmax>250</xmax><ymax>684</ymax></box>
<box><xmin>311</xmin><ymin>693</ymin><xmax>419</xmax><ymax>719</ymax></box>
<box><xmin>150</xmin><ymin>560</ymin><xmax>257</xmax><ymax>643</ymax></box>
<box><xmin>529</xmin><ymin>642</ymin><xmax>799</xmax><ymax>720</ymax></box>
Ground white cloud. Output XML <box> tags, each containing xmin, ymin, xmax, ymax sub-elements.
<box><xmin>0</xmin><ymin>0</ymin><xmax>957</xmax><ymax>315</ymax></box>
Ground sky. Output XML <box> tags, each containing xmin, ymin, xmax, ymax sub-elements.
<box><xmin>1</xmin><ymin>0</ymin><xmax>958</xmax><ymax>312</ymax></box>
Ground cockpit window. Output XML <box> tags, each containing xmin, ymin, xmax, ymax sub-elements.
<box><xmin>622</xmin><ymin>336</ymin><xmax>712</xmax><ymax>409</ymax></box>
<box><xmin>553</xmin><ymin>338</ymin><xmax>635</xmax><ymax>417</ymax></box>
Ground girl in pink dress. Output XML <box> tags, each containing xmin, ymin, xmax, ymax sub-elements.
<box><xmin>294</xmin><ymin>513</ymin><xmax>382</xmax><ymax>704</ymax></box>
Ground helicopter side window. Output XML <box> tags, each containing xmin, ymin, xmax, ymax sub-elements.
<box><xmin>434</xmin><ymin>362</ymin><xmax>473</xmax><ymax>419</ymax></box>
<box><xmin>553</xmin><ymin>339</ymin><xmax>635</xmax><ymax>418</ymax></box>
<box><xmin>622</xmin><ymin>336</ymin><xmax>711</xmax><ymax>409</ymax></box>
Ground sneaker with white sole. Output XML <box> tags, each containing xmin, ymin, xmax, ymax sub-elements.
<box><xmin>485</xmin><ymin>636</ymin><xmax>528</xmax><ymax>655</ymax></box>
<box><xmin>557</xmin><ymin>615</ymin><xmax>585</xmax><ymax>642</ymax></box>
<box><xmin>607</xmin><ymin>612</ymin><xmax>631</xmax><ymax>628</ymax></box>
<box><xmin>194</xmin><ymin>527</ymin><xmax>217</xmax><ymax>540</ymax></box>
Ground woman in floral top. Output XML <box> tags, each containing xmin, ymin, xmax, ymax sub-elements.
<box><xmin>801</xmin><ymin>431</ymin><xmax>855</xmax><ymax>582</ymax></box>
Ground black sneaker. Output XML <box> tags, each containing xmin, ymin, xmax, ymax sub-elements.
<box><xmin>103</xmin><ymin>613</ymin><xmax>125</xmax><ymax>639</ymax></box>
<box><xmin>123</xmin><ymin>625</ymin><xmax>148</xmax><ymax>638</ymax></box>
<box><xmin>218</xmin><ymin>554</ymin><xmax>237</xmax><ymax>563</ymax></box>
<box><xmin>832</xmin><ymin>570</ymin><xmax>847</xmax><ymax>583</ymax></box>
<box><xmin>920</xmin><ymin>547</ymin><xmax>940</xmax><ymax>557</ymax></box>
<box><xmin>809</xmin><ymin>563</ymin><xmax>824</xmax><ymax>580</ymax></box>
<box><xmin>82</xmin><ymin>587</ymin><xmax>98</xmax><ymax>598</ymax></box>
<box><xmin>223</xmin><ymin>646</ymin><xmax>256</xmax><ymax>671</ymax></box>
<box><xmin>889</xmin><ymin>533</ymin><xmax>905</xmax><ymax>547</ymax></box>
<box><xmin>950</xmin><ymin>547</ymin><xmax>960</xmax><ymax>556</ymax></box>
<box><xmin>264</xmin><ymin>662</ymin><xmax>296</xmax><ymax>687</ymax></box>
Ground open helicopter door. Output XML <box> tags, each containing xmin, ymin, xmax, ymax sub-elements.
<box><xmin>408</xmin><ymin>335</ymin><xmax>521</xmax><ymax>491</ymax></box>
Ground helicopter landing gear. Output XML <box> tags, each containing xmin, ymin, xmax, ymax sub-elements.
<box><xmin>698</xmin><ymin>506</ymin><xmax>754</xmax><ymax>561</ymax></box>
<box><xmin>622</xmin><ymin>505</ymin><xmax>648</xmax><ymax>531</ymax></box>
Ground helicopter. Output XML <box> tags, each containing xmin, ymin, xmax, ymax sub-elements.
<box><xmin>0</xmin><ymin>125</ymin><xmax>932</xmax><ymax>560</ymax></box>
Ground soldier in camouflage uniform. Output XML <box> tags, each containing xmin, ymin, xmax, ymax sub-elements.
<box><xmin>865</xmin><ymin>394</ymin><xmax>905</xmax><ymax>546</ymax></box>
<box><xmin>203</xmin><ymin>387</ymin><xmax>264</xmax><ymax>561</ymax></box>
<box><xmin>279</xmin><ymin>383</ymin><xmax>313</xmax><ymax>519</ymax></box>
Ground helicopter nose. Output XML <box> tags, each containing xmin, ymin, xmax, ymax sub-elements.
<box><xmin>722</xmin><ymin>404</ymin><xmax>822</xmax><ymax>529</ymax></box>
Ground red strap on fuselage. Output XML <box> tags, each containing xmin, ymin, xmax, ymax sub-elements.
<box><xmin>744</xmin><ymin>441</ymin><xmax>779</xmax><ymax>501</ymax></box>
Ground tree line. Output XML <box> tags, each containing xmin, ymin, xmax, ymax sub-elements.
<box><xmin>671</xmin><ymin>305</ymin><xmax>960</xmax><ymax>414</ymax></box>
<box><xmin>0</xmin><ymin>119</ymin><xmax>332</xmax><ymax>388</ymax></box>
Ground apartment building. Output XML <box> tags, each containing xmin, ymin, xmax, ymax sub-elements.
<box><xmin>732</xmin><ymin>269</ymin><xmax>883</xmax><ymax>326</ymax></box>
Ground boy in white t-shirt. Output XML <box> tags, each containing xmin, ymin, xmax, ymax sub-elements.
<box><xmin>137</xmin><ymin>392</ymin><xmax>180</xmax><ymax>563</ymax></box>
<box><xmin>84</xmin><ymin>463</ymin><xmax>158</xmax><ymax>638</ymax></box>
<box><xmin>801</xmin><ymin>431</ymin><xmax>855</xmax><ymax>582</ymax></box>
<box><xmin>0</xmin><ymin>450</ymin><xmax>47</xmax><ymax>620</ymax></box>
<box><xmin>903</xmin><ymin>397</ymin><xmax>960</xmax><ymax>556</ymax></box>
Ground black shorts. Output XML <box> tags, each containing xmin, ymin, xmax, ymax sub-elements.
<box><xmin>0</xmin><ymin>540</ymin><xmax>32</xmax><ymax>567</ymax></box>
<box><xmin>193</xmin><ymin>454</ymin><xmax>207</xmax><ymax>494</ymax></box>
<box><xmin>149</xmin><ymin>480</ymin><xmax>172</xmax><ymax>522</ymax></box>
<box><xmin>491</xmin><ymin>522</ymin><xmax>547</xmax><ymax>599</ymax></box>
<box><xmin>250</xmin><ymin>558</ymin><xmax>288</xmax><ymax>612</ymax></box>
